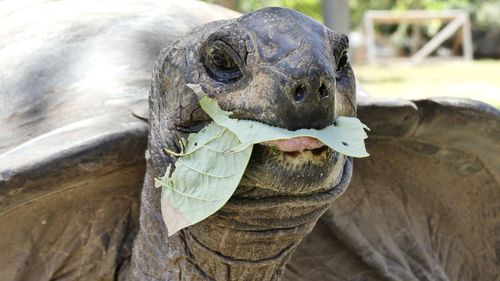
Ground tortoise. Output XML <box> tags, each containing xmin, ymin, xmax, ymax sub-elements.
<box><xmin>0</xmin><ymin>1</ymin><xmax>498</xmax><ymax>280</ymax></box>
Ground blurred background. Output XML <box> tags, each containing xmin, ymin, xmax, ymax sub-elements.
<box><xmin>204</xmin><ymin>0</ymin><xmax>500</xmax><ymax>107</ymax></box>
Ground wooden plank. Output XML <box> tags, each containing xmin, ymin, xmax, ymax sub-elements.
<box><xmin>411</xmin><ymin>16</ymin><xmax>465</xmax><ymax>63</ymax></box>
<box><xmin>365</xmin><ymin>10</ymin><xmax>465</xmax><ymax>24</ymax></box>
<box><xmin>364</xmin><ymin>14</ymin><xmax>376</xmax><ymax>63</ymax></box>
<box><xmin>363</xmin><ymin>10</ymin><xmax>473</xmax><ymax>63</ymax></box>
<box><xmin>462</xmin><ymin>16</ymin><xmax>474</xmax><ymax>60</ymax></box>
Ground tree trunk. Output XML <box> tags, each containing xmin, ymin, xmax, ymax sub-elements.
<box><xmin>211</xmin><ymin>0</ymin><xmax>237</xmax><ymax>10</ymax></box>
<box><xmin>322</xmin><ymin>0</ymin><xmax>350</xmax><ymax>34</ymax></box>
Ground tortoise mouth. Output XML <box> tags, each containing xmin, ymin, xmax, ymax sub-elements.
<box><xmin>259</xmin><ymin>137</ymin><xmax>325</xmax><ymax>153</ymax></box>
<box><xmin>282</xmin><ymin>146</ymin><xmax>329</xmax><ymax>157</ymax></box>
<box><xmin>259</xmin><ymin>136</ymin><xmax>330</xmax><ymax>159</ymax></box>
<box><xmin>254</xmin><ymin>141</ymin><xmax>332</xmax><ymax>166</ymax></box>
<box><xmin>238</xmin><ymin>142</ymin><xmax>344</xmax><ymax>196</ymax></box>
<box><xmin>257</xmin><ymin>136</ymin><xmax>331</xmax><ymax>164</ymax></box>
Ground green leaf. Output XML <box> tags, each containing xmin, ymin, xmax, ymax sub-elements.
<box><xmin>159</xmin><ymin>123</ymin><xmax>253</xmax><ymax>236</ymax></box>
<box><xmin>158</xmin><ymin>84</ymin><xmax>369</xmax><ymax>236</ymax></box>
<box><xmin>197</xmin><ymin>92</ymin><xmax>370</xmax><ymax>157</ymax></box>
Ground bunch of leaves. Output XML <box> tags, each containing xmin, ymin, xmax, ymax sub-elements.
<box><xmin>156</xmin><ymin>85</ymin><xmax>369</xmax><ymax>235</ymax></box>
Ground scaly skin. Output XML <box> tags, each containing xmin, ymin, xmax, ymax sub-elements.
<box><xmin>121</xmin><ymin>7</ymin><xmax>357</xmax><ymax>280</ymax></box>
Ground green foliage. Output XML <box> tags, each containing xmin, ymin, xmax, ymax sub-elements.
<box><xmin>350</xmin><ymin>0</ymin><xmax>496</xmax><ymax>29</ymax></box>
<box><xmin>206</xmin><ymin>0</ymin><xmax>500</xmax><ymax>29</ymax></box>
<box><xmin>157</xmin><ymin>86</ymin><xmax>369</xmax><ymax>235</ymax></box>
<box><xmin>474</xmin><ymin>1</ymin><xmax>500</xmax><ymax>28</ymax></box>
<box><xmin>238</xmin><ymin>0</ymin><xmax>323</xmax><ymax>22</ymax></box>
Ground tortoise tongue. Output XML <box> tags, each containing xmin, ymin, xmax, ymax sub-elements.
<box><xmin>260</xmin><ymin>137</ymin><xmax>324</xmax><ymax>152</ymax></box>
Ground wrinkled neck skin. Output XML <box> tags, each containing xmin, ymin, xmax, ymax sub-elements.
<box><xmin>122</xmin><ymin>155</ymin><xmax>352</xmax><ymax>281</ymax></box>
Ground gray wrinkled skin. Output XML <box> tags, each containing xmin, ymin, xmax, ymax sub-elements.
<box><xmin>121</xmin><ymin>8</ymin><xmax>357</xmax><ymax>281</ymax></box>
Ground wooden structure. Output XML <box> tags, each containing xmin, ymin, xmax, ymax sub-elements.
<box><xmin>364</xmin><ymin>10</ymin><xmax>473</xmax><ymax>63</ymax></box>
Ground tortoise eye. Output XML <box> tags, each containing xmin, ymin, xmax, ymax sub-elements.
<box><xmin>336</xmin><ymin>50</ymin><xmax>348</xmax><ymax>71</ymax></box>
<box><xmin>204</xmin><ymin>40</ymin><xmax>242</xmax><ymax>83</ymax></box>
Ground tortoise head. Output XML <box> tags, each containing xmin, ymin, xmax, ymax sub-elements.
<box><xmin>149</xmin><ymin>7</ymin><xmax>356</xmax><ymax>196</ymax></box>
<box><xmin>136</xmin><ymin>7</ymin><xmax>358</xmax><ymax>278</ymax></box>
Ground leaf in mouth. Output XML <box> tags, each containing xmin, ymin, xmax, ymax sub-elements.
<box><xmin>196</xmin><ymin>88</ymin><xmax>369</xmax><ymax>158</ymax></box>
<box><xmin>156</xmin><ymin>123</ymin><xmax>252</xmax><ymax>236</ymax></box>
<box><xmin>157</xmin><ymin>84</ymin><xmax>369</xmax><ymax>236</ymax></box>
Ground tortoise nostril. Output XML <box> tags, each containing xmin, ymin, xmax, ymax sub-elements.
<box><xmin>319</xmin><ymin>84</ymin><xmax>329</xmax><ymax>99</ymax></box>
<box><xmin>293</xmin><ymin>84</ymin><xmax>307</xmax><ymax>102</ymax></box>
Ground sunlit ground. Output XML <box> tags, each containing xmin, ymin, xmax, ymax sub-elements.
<box><xmin>354</xmin><ymin>60</ymin><xmax>500</xmax><ymax>108</ymax></box>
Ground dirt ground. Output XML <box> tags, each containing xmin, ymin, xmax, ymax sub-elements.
<box><xmin>354</xmin><ymin>60</ymin><xmax>500</xmax><ymax>108</ymax></box>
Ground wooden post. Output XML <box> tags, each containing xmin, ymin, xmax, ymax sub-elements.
<box><xmin>322</xmin><ymin>0</ymin><xmax>350</xmax><ymax>35</ymax></box>
<box><xmin>364</xmin><ymin>12</ymin><xmax>376</xmax><ymax>63</ymax></box>
<box><xmin>462</xmin><ymin>13</ymin><xmax>473</xmax><ymax>60</ymax></box>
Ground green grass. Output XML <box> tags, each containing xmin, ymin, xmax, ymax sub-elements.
<box><xmin>354</xmin><ymin>60</ymin><xmax>500</xmax><ymax>108</ymax></box>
